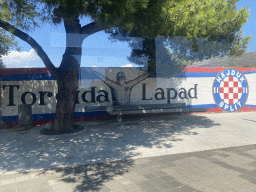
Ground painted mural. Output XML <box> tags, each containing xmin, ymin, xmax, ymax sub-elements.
<box><xmin>1</xmin><ymin>67</ymin><xmax>256</xmax><ymax>126</ymax></box>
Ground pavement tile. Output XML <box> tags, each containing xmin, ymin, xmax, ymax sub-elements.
<box><xmin>150</xmin><ymin>155</ymin><xmax>182</xmax><ymax>163</ymax></box>
<box><xmin>223</xmin><ymin>154</ymin><xmax>254</xmax><ymax>165</ymax></box>
<box><xmin>136</xmin><ymin>180</ymin><xmax>159</xmax><ymax>192</ymax></box>
<box><xmin>199</xmin><ymin>175</ymin><xmax>227</xmax><ymax>186</ymax></box>
<box><xmin>185</xmin><ymin>167</ymin><xmax>212</xmax><ymax>178</ymax></box>
<box><xmin>184</xmin><ymin>173</ymin><xmax>204</xmax><ymax>182</ymax></box>
<box><xmin>36</xmin><ymin>187</ymin><xmax>55</xmax><ymax>192</ymax></box>
<box><xmin>123</xmin><ymin>184</ymin><xmax>142</xmax><ymax>192</ymax></box>
<box><xmin>166</xmin><ymin>180</ymin><xmax>184</xmax><ymax>188</ymax></box>
<box><xmin>123</xmin><ymin>173</ymin><xmax>146</xmax><ymax>183</ymax></box>
<box><xmin>133</xmin><ymin>168</ymin><xmax>152</xmax><ymax>175</ymax></box>
<box><xmin>230</xmin><ymin>162</ymin><xmax>256</xmax><ymax>171</ymax></box>
<box><xmin>146</xmin><ymin>161</ymin><xmax>161</xmax><ymax>166</ymax></box>
<box><xmin>171</xmin><ymin>156</ymin><xmax>199</xmax><ymax>167</ymax></box>
<box><xmin>212</xmin><ymin>160</ymin><xmax>250</xmax><ymax>174</ymax></box>
<box><xmin>234</xmin><ymin>152</ymin><xmax>256</xmax><ymax>160</ymax></box>
<box><xmin>192</xmin><ymin>151</ymin><xmax>218</xmax><ymax>159</ymax></box>
<box><xmin>170</xmin><ymin>165</ymin><xmax>191</xmax><ymax>174</ymax></box>
<box><xmin>171</xmin><ymin>174</ymin><xmax>195</xmax><ymax>185</ymax></box>
<box><xmin>146</xmin><ymin>177</ymin><xmax>165</xmax><ymax>185</ymax></box>
<box><xmin>135</xmin><ymin>180</ymin><xmax>151</xmax><ymax>188</ymax></box>
<box><xmin>156</xmin><ymin>182</ymin><xmax>171</xmax><ymax>190</ymax></box>
<box><xmin>90</xmin><ymin>186</ymin><xmax>111</xmax><ymax>192</ymax></box>
<box><xmin>223</xmin><ymin>176</ymin><xmax>249</xmax><ymax>186</ymax></box>
<box><xmin>104</xmin><ymin>180</ymin><xmax>123</xmax><ymax>189</ymax></box>
<box><xmin>110</xmin><ymin>188</ymin><xmax>128</xmax><ymax>192</ymax></box>
<box><xmin>143</xmin><ymin>173</ymin><xmax>158</xmax><ymax>179</ymax></box>
<box><xmin>227</xmin><ymin>186</ymin><xmax>253</xmax><ymax>192</ymax></box>
<box><xmin>203</xmin><ymin>166</ymin><xmax>237</xmax><ymax>176</ymax></box>
<box><xmin>244</xmin><ymin>149</ymin><xmax>256</xmax><ymax>156</ymax></box>
<box><xmin>158</xmin><ymin>175</ymin><xmax>176</xmax><ymax>182</ymax></box>
<box><xmin>246</xmin><ymin>161</ymin><xmax>256</xmax><ymax>168</ymax></box>
<box><xmin>244</xmin><ymin>169</ymin><xmax>256</xmax><ymax>179</ymax></box>
<box><xmin>178</xmin><ymin>179</ymin><xmax>219</xmax><ymax>192</ymax></box>
<box><xmin>151</xmin><ymin>171</ymin><xmax>167</xmax><ymax>177</ymax></box>
<box><xmin>118</xmin><ymin>178</ymin><xmax>133</xmax><ymax>185</ymax></box>
<box><xmin>168</xmin><ymin>184</ymin><xmax>200</xmax><ymax>192</ymax></box>
<box><xmin>140</xmin><ymin>186</ymin><xmax>159</xmax><ymax>192</ymax></box>
<box><xmin>132</xmin><ymin>159</ymin><xmax>151</xmax><ymax>165</ymax></box>
<box><xmin>238</xmin><ymin>145</ymin><xmax>256</xmax><ymax>152</ymax></box>
<box><xmin>207</xmin><ymin>181</ymin><xmax>236</xmax><ymax>192</ymax></box>
<box><xmin>195</xmin><ymin>186</ymin><xmax>220</xmax><ymax>192</ymax></box>
<box><xmin>215</xmin><ymin>153</ymin><xmax>230</xmax><ymax>157</ymax></box>
<box><xmin>236</xmin><ymin>182</ymin><xmax>256</xmax><ymax>191</ymax></box>
<box><xmin>152</xmin><ymin>163</ymin><xmax>171</xmax><ymax>170</ymax></box>
<box><xmin>239</xmin><ymin>173</ymin><xmax>256</xmax><ymax>182</ymax></box>
<box><xmin>154</xmin><ymin>161</ymin><xmax>176</xmax><ymax>169</ymax></box>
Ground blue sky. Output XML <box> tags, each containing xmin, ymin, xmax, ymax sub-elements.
<box><xmin>2</xmin><ymin>1</ymin><xmax>256</xmax><ymax>68</ymax></box>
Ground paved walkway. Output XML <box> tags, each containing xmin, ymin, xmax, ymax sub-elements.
<box><xmin>1</xmin><ymin>112</ymin><xmax>256</xmax><ymax>191</ymax></box>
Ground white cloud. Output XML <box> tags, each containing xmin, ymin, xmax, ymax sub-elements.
<box><xmin>2</xmin><ymin>49</ymin><xmax>41</xmax><ymax>68</ymax></box>
<box><xmin>121</xmin><ymin>64</ymin><xmax>134</xmax><ymax>67</ymax></box>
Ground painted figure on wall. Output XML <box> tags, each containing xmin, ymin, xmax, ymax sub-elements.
<box><xmin>87</xmin><ymin>68</ymin><xmax>149</xmax><ymax>105</ymax></box>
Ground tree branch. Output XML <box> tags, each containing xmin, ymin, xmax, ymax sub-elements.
<box><xmin>0</xmin><ymin>20</ymin><xmax>57</xmax><ymax>75</ymax></box>
<box><xmin>80</xmin><ymin>22</ymin><xmax>104</xmax><ymax>40</ymax></box>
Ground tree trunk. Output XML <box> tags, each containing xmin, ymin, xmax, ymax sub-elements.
<box><xmin>52</xmin><ymin>17</ymin><xmax>82</xmax><ymax>132</ymax></box>
<box><xmin>53</xmin><ymin>56</ymin><xmax>79</xmax><ymax>132</ymax></box>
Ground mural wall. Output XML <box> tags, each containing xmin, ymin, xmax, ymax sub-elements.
<box><xmin>1</xmin><ymin>67</ymin><xmax>256</xmax><ymax>126</ymax></box>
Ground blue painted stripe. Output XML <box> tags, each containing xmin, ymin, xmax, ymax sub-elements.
<box><xmin>244</xmin><ymin>104</ymin><xmax>256</xmax><ymax>107</ymax></box>
<box><xmin>186</xmin><ymin>104</ymin><xmax>218</xmax><ymax>108</ymax></box>
<box><xmin>243</xmin><ymin>71</ymin><xmax>256</xmax><ymax>75</ymax></box>
<box><xmin>0</xmin><ymin>73</ymin><xmax>103</xmax><ymax>81</ymax></box>
<box><xmin>1</xmin><ymin>74</ymin><xmax>56</xmax><ymax>81</ymax></box>
<box><xmin>174</xmin><ymin>72</ymin><xmax>218</xmax><ymax>77</ymax></box>
<box><xmin>2</xmin><ymin>71</ymin><xmax>256</xmax><ymax>81</ymax></box>
<box><xmin>1</xmin><ymin>111</ymin><xmax>109</xmax><ymax>122</ymax></box>
<box><xmin>187</xmin><ymin>104</ymin><xmax>256</xmax><ymax>108</ymax></box>
<box><xmin>174</xmin><ymin>71</ymin><xmax>256</xmax><ymax>78</ymax></box>
<box><xmin>2</xmin><ymin>115</ymin><xmax>18</xmax><ymax>122</ymax></box>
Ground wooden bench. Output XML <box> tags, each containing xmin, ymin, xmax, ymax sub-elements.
<box><xmin>85</xmin><ymin>103</ymin><xmax>209</xmax><ymax>122</ymax></box>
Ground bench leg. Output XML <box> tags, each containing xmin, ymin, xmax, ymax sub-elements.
<box><xmin>117</xmin><ymin>114</ymin><xmax>123</xmax><ymax>123</ymax></box>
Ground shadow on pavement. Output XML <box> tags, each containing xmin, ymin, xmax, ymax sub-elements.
<box><xmin>0</xmin><ymin>113</ymin><xmax>220</xmax><ymax>191</ymax></box>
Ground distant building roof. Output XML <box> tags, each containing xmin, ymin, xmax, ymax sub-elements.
<box><xmin>190</xmin><ymin>51</ymin><xmax>256</xmax><ymax>67</ymax></box>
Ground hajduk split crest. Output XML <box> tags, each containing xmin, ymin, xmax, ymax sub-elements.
<box><xmin>213</xmin><ymin>69</ymin><xmax>248</xmax><ymax>112</ymax></box>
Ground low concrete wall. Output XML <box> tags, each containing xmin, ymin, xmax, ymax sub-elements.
<box><xmin>1</xmin><ymin>67</ymin><xmax>256</xmax><ymax>126</ymax></box>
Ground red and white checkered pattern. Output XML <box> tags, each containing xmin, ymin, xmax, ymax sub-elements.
<box><xmin>219</xmin><ymin>76</ymin><xmax>243</xmax><ymax>105</ymax></box>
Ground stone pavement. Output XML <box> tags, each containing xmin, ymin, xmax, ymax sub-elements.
<box><xmin>1</xmin><ymin>112</ymin><xmax>256</xmax><ymax>191</ymax></box>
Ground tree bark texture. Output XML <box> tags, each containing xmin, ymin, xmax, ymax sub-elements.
<box><xmin>53</xmin><ymin>18</ymin><xmax>82</xmax><ymax>132</ymax></box>
<box><xmin>53</xmin><ymin>56</ymin><xmax>79</xmax><ymax>132</ymax></box>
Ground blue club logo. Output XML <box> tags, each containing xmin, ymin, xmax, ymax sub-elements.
<box><xmin>213</xmin><ymin>69</ymin><xmax>248</xmax><ymax>112</ymax></box>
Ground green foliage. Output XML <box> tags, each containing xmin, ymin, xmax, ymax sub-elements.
<box><xmin>155</xmin><ymin>39</ymin><xmax>189</xmax><ymax>77</ymax></box>
<box><xmin>0</xmin><ymin>0</ymin><xmax>252</xmax><ymax>71</ymax></box>
<box><xmin>0</xmin><ymin>0</ymin><xmax>39</xmax><ymax>31</ymax></box>
<box><xmin>37</xmin><ymin>0</ymin><xmax>151</xmax><ymax>30</ymax></box>
<box><xmin>127</xmin><ymin>37</ymin><xmax>189</xmax><ymax>75</ymax></box>
<box><xmin>0</xmin><ymin>58</ymin><xmax>5</xmax><ymax>68</ymax></box>
<box><xmin>230</xmin><ymin>30</ymin><xmax>252</xmax><ymax>56</ymax></box>
<box><xmin>108</xmin><ymin>0</ymin><xmax>252</xmax><ymax>73</ymax></box>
